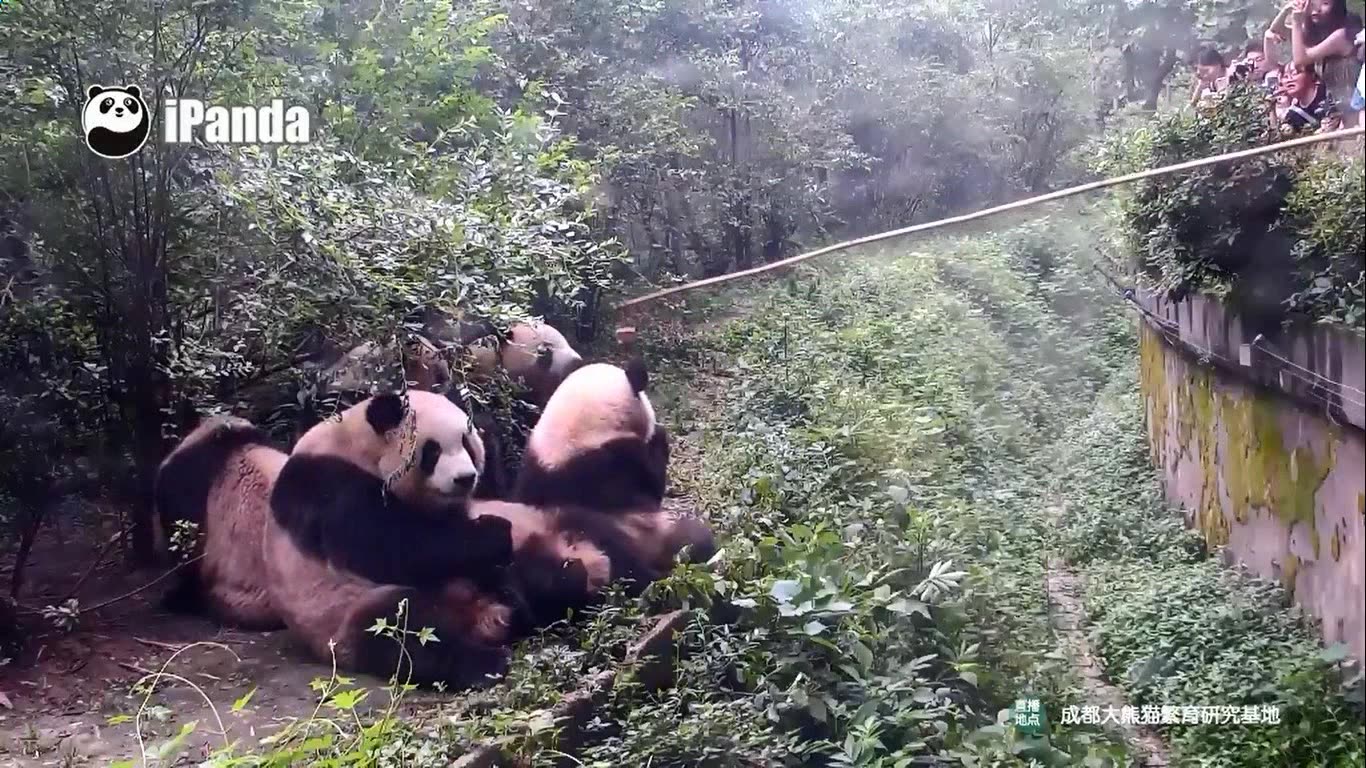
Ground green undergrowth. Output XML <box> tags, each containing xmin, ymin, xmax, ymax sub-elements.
<box><xmin>1053</xmin><ymin>362</ymin><xmax>1366</xmax><ymax>767</ymax></box>
<box><xmin>592</xmin><ymin>215</ymin><xmax>1140</xmax><ymax>766</ymax></box>
<box><xmin>129</xmin><ymin>213</ymin><xmax>1361</xmax><ymax>767</ymax></box>
<box><xmin>1091</xmin><ymin>87</ymin><xmax>1366</xmax><ymax>329</ymax></box>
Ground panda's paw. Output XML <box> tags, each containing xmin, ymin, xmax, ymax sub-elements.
<box><xmin>453</xmin><ymin>643</ymin><xmax>511</xmax><ymax>689</ymax></box>
<box><xmin>470</xmin><ymin>515</ymin><xmax>515</xmax><ymax>565</ymax></box>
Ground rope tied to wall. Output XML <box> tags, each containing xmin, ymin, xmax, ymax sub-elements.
<box><xmin>612</xmin><ymin>126</ymin><xmax>1365</xmax><ymax>334</ymax></box>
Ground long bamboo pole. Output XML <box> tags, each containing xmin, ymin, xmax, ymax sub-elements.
<box><xmin>616</xmin><ymin>125</ymin><xmax>1365</xmax><ymax>312</ymax></box>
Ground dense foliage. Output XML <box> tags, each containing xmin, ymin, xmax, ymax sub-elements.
<box><xmin>2</xmin><ymin>0</ymin><xmax>1363</xmax><ymax>763</ymax></box>
<box><xmin>0</xmin><ymin>0</ymin><xmax>623</xmax><ymax>565</ymax></box>
<box><xmin>1055</xmin><ymin>365</ymin><xmax>1366</xmax><ymax>766</ymax></box>
<box><xmin>488</xmin><ymin>0</ymin><xmax>1111</xmax><ymax>281</ymax></box>
<box><xmin>1091</xmin><ymin>85</ymin><xmax>1366</xmax><ymax>330</ymax></box>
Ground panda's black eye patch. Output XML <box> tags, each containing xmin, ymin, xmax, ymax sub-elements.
<box><xmin>418</xmin><ymin>439</ymin><xmax>442</xmax><ymax>475</ymax></box>
<box><xmin>536</xmin><ymin>345</ymin><xmax>553</xmax><ymax>370</ymax></box>
<box><xmin>100</xmin><ymin>97</ymin><xmax>115</xmax><ymax>113</ymax></box>
<box><xmin>124</xmin><ymin>98</ymin><xmax>140</xmax><ymax>114</ymax></box>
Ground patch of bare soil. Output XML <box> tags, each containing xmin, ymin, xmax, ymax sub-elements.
<box><xmin>0</xmin><ymin>509</ymin><xmax>444</xmax><ymax>767</ymax></box>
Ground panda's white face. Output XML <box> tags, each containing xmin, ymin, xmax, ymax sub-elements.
<box><xmin>83</xmin><ymin>90</ymin><xmax>145</xmax><ymax>134</ymax></box>
<box><xmin>378</xmin><ymin>391</ymin><xmax>485</xmax><ymax>507</ymax></box>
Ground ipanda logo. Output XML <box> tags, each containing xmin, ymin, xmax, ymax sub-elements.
<box><xmin>82</xmin><ymin>85</ymin><xmax>152</xmax><ymax>160</ymax></box>
<box><xmin>81</xmin><ymin>84</ymin><xmax>312</xmax><ymax>160</ymax></box>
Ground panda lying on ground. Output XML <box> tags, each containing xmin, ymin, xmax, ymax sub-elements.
<box><xmin>157</xmin><ymin>357</ymin><xmax>715</xmax><ymax>687</ymax></box>
<box><xmin>155</xmin><ymin>415</ymin><xmax>287</xmax><ymax>630</ymax></box>
<box><xmin>475</xmin><ymin>359</ymin><xmax>717</xmax><ymax>633</ymax></box>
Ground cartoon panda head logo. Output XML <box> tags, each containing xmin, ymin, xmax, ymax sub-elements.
<box><xmin>81</xmin><ymin>85</ymin><xmax>151</xmax><ymax>160</ymax></box>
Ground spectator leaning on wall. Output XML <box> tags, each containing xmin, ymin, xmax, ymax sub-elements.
<box><xmin>1191</xmin><ymin>46</ymin><xmax>1229</xmax><ymax>108</ymax></box>
<box><xmin>1275</xmin><ymin>60</ymin><xmax>1340</xmax><ymax>133</ymax></box>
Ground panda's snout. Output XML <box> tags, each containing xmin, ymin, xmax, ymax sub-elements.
<box><xmin>451</xmin><ymin>473</ymin><xmax>477</xmax><ymax>494</ymax></box>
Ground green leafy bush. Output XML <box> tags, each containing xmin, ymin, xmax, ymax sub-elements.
<box><xmin>625</xmin><ymin>223</ymin><xmax>1136</xmax><ymax>765</ymax></box>
<box><xmin>1055</xmin><ymin>358</ymin><xmax>1366</xmax><ymax>767</ymax></box>
<box><xmin>1092</xmin><ymin>86</ymin><xmax>1365</xmax><ymax>329</ymax></box>
<box><xmin>1088</xmin><ymin>559</ymin><xmax>1366</xmax><ymax>767</ymax></box>
<box><xmin>1283</xmin><ymin>154</ymin><xmax>1366</xmax><ymax>327</ymax></box>
<box><xmin>1053</xmin><ymin>366</ymin><xmax>1207</xmax><ymax>566</ymax></box>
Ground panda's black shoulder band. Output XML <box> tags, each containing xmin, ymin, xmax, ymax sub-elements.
<box><xmin>270</xmin><ymin>454</ymin><xmax>515</xmax><ymax>589</ymax></box>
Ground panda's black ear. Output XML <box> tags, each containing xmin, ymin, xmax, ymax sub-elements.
<box><xmin>456</xmin><ymin>318</ymin><xmax>497</xmax><ymax>346</ymax></box>
<box><xmin>126</xmin><ymin>85</ymin><xmax>141</xmax><ymax>99</ymax></box>
<box><xmin>625</xmin><ymin>356</ymin><xmax>649</xmax><ymax>394</ymax></box>
<box><xmin>87</xmin><ymin>85</ymin><xmax>105</xmax><ymax>100</ymax></box>
<box><xmin>365</xmin><ymin>393</ymin><xmax>407</xmax><ymax>434</ymax></box>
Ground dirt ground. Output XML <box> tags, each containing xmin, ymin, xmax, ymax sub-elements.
<box><xmin>0</xmin><ymin>507</ymin><xmax>443</xmax><ymax>767</ymax></box>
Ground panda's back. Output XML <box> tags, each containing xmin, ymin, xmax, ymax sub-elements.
<box><xmin>260</xmin><ymin>513</ymin><xmax>388</xmax><ymax>658</ymax></box>
<box><xmin>194</xmin><ymin>443</ymin><xmax>288</xmax><ymax>627</ymax></box>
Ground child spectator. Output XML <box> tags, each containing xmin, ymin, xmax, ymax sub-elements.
<box><xmin>1190</xmin><ymin>47</ymin><xmax>1228</xmax><ymax>108</ymax></box>
<box><xmin>1274</xmin><ymin>61</ymin><xmax>1339</xmax><ymax>133</ymax></box>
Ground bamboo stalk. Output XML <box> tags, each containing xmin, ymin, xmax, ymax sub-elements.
<box><xmin>616</xmin><ymin>126</ymin><xmax>1366</xmax><ymax>312</ymax></box>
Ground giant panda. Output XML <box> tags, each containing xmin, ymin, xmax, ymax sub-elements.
<box><xmin>476</xmin><ymin>359</ymin><xmax>716</xmax><ymax>632</ymax></box>
<box><xmin>474</xmin><ymin>498</ymin><xmax>718</xmax><ymax>633</ymax></box>
<box><xmin>511</xmin><ymin>359</ymin><xmax>670</xmax><ymax>512</ymax></box>
<box><xmin>320</xmin><ymin>316</ymin><xmax>581</xmax><ymax>424</ymax></box>
<box><xmin>155</xmin><ymin>415</ymin><xmax>286</xmax><ymax>630</ymax></box>
<box><xmin>441</xmin><ymin>316</ymin><xmax>586</xmax><ymax>494</ymax></box>
<box><xmin>263</xmin><ymin>390</ymin><xmax>518</xmax><ymax>687</ymax></box>
<box><xmin>461</xmin><ymin>320</ymin><xmax>585</xmax><ymax>408</ymax></box>
<box><xmin>321</xmin><ymin>337</ymin><xmax>450</xmax><ymax>400</ymax></box>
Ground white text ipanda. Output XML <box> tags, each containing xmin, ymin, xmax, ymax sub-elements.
<box><xmin>163</xmin><ymin>98</ymin><xmax>311</xmax><ymax>145</ymax></box>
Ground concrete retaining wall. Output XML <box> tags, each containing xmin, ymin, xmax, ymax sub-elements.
<box><xmin>1135</xmin><ymin>290</ymin><xmax>1365</xmax><ymax>662</ymax></box>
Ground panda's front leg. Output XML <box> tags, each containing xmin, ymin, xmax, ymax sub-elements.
<box><xmin>345</xmin><ymin>583</ymin><xmax>512</xmax><ymax>689</ymax></box>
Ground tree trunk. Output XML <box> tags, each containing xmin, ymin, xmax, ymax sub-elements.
<box><xmin>1142</xmin><ymin>50</ymin><xmax>1179</xmax><ymax>111</ymax></box>
<box><xmin>762</xmin><ymin>203</ymin><xmax>786</xmax><ymax>263</ymax></box>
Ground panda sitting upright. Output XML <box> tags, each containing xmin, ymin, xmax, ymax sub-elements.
<box><xmin>473</xmin><ymin>358</ymin><xmax>717</xmax><ymax>633</ymax></box>
<box><xmin>511</xmin><ymin>358</ymin><xmax>669</xmax><ymax>511</ymax></box>
<box><xmin>263</xmin><ymin>390</ymin><xmax>519</xmax><ymax>687</ymax></box>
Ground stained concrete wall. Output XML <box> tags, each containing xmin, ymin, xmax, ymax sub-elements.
<box><xmin>1135</xmin><ymin>290</ymin><xmax>1366</xmax><ymax>662</ymax></box>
